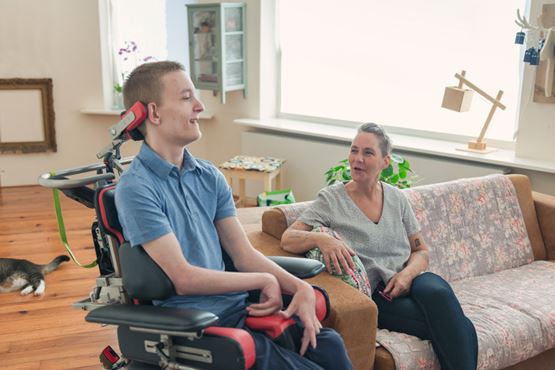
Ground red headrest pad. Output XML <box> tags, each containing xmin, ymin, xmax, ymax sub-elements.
<box><xmin>121</xmin><ymin>101</ymin><xmax>147</xmax><ymax>141</ymax></box>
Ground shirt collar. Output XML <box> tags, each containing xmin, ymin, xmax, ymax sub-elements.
<box><xmin>137</xmin><ymin>143</ymin><xmax>201</xmax><ymax>179</ymax></box>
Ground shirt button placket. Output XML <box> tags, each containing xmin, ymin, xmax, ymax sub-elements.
<box><xmin>179</xmin><ymin>171</ymin><xmax>192</xmax><ymax>213</ymax></box>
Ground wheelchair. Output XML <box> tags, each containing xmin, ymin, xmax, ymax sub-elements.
<box><xmin>39</xmin><ymin>102</ymin><xmax>328</xmax><ymax>370</ymax></box>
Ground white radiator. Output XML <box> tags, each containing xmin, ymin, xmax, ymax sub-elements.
<box><xmin>241</xmin><ymin>131</ymin><xmax>509</xmax><ymax>201</ymax></box>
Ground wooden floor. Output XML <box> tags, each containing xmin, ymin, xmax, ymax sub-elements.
<box><xmin>0</xmin><ymin>186</ymin><xmax>118</xmax><ymax>369</ymax></box>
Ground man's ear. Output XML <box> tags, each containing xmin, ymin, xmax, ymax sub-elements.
<box><xmin>147</xmin><ymin>102</ymin><xmax>161</xmax><ymax>125</ymax></box>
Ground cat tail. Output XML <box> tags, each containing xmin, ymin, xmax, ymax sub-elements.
<box><xmin>42</xmin><ymin>255</ymin><xmax>70</xmax><ymax>274</ymax></box>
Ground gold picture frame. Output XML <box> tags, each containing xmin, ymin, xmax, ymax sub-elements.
<box><xmin>0</xmin><ymin>78</ymin><xmax>56</xmax><ymax>153</ymax></box>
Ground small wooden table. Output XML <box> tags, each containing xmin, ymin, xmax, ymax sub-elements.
<box><xmin>219</xmin><ymin>156</ymin><xmax>285</xmax><ymax>207</ymax></box>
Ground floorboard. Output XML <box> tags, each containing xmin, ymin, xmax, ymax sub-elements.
<box><xmin>0</xmin><ymin>186</ymin><xmax>118</xmax><ymax>369</ymax></box>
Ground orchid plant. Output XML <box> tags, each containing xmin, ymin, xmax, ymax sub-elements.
<box><xmin>114</xmin><ymin>41</ymin><xmax>155</xmax><ymax>94</ymax></box>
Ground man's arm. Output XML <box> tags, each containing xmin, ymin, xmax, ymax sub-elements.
<box><xmin>216</xmin><ymin>216</ymin><xmax>322</xmax><ymax>355</ymax></box>
<box><xmin>142</xmin><ymin>232</ymin><xmax>282</xmax><ymax>314</ymax></box>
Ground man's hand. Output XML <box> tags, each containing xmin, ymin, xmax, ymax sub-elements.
<box><xmin>246</xmin><ymin>273</ymin><xmax>283</xmax><ymax>317</ymax></box>
<box><xmin>279</xmin><ymin>282</ymin><xmax>322</xmax><ymax>356</ymax></box>
<box><xmin>318</xmin><ymin>233</ymin><xmax>356</xmax><ymax>275</ymax></box>
<box><xmin>383</xmin><ymin>269</ymin><xmax>414</xmax><ymax>299</ymax></box>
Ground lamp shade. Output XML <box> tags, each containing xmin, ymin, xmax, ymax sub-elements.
<box><xmin>441</xmin><ymin>86</ymin><xmax>474</xmax><ymax>112</ymax></box>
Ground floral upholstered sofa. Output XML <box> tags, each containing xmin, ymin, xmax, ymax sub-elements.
<box><xmin>237</xmin><ymin>174</ymin><xmax>555</xmax><ymax>370</ymax></box>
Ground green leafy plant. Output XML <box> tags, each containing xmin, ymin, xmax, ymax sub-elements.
<box><xmin>325</xmin><ymin>153</ymin><xmax>416</xmax><ymax>189</ymax></box>
<box><xmin>114</xmin><ymin>83</ymin><xmax>123</xmax><ymax>94</ymax></box>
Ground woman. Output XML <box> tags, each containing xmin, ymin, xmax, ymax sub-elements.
<box><xmin>281</xmin><ymin>123</ymin><xmax>478</xmax><ymax>370</ymax></box>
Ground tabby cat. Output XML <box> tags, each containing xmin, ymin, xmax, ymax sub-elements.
<box><xmin>0</xmin><ymin>255</ymin><xmax>70</xmax><ymax>295</ymax></box>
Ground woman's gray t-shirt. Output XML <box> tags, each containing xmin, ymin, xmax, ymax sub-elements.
<box><xmin>298</xmin><ymin>182</ymin><xmax>420</xmax><ymax>292</ymax></box>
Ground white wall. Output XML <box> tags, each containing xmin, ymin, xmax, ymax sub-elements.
<box><xmin>0</xmin><ymin>0</ymin><xmax>208</xmax><ymax>186</ymax></box>
<box><xmin>0</xmin><ymin>0</ymin><xmax>553</xmax><ymax>198</ymax></box>
<box><xmin>0</xmin><ymin>0</ymin><xmax>141</xmax><ymax>186</ymax></box>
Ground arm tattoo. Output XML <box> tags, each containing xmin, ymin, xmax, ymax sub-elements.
<box><xmin>414</xmin><ymin>238</ymin><xmax>421</xmax><ymax>248</ymax></box>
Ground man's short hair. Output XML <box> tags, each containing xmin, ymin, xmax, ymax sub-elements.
<box><xmin>123</xmin><ymin>61</ymin><xmax>185</xmax><ymax>109</ymax></box>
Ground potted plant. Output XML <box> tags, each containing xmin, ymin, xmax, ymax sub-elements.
<box><xmin>325</xmin><ymin>153</ymin><xmax>417</xmax><ymax>189</ymax></box>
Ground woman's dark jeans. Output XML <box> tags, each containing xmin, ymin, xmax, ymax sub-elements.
<box><xmin>373</xmin><ymin>272</ymin><xmax>478</xmax><ymax>370</ymax></box>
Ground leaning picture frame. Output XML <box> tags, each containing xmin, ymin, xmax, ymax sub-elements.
<box><xmin>0</xmin><ymin>78</ymin><xmax>56</xmax><ymax>153</ymax></box>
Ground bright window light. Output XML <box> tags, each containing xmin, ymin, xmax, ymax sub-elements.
<box><xmin>110</xmin><ymin>0</ymin><xmax>168</xmax><ymax>91</ymax></box>
<box><xmin>279</xmin><ymin>0</ymin><xmax>524</xmax><ymax>141</ymax></box>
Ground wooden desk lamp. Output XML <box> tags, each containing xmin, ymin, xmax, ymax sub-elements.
<box><xmin>441</xmin><ymin>70</ymin><xmax>506</xmax><ymax>153</ymax></box>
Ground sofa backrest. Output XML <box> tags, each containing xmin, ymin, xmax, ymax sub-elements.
<box><xmin>262</xmin><ymin>174</ymin><xmax>544</xmax><ymax>282</ymax></box>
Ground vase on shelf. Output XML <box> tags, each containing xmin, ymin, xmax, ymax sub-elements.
<box><xmin>113</xmin><ymin>92</ymin><xmax>124</xmax><ymax>110</ymax></box>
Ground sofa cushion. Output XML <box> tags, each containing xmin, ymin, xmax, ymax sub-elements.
<box><xmin>376</xmin><ymin>260</ymin><xmax>555</xmax><ymax>370</ymax></box>
<box><xmin>403</xmin><ymin>174</ymin><xmax>534</xmax><ymax>282</ymax></box>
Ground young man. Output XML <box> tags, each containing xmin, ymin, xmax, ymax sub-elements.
<box><xmin>115</xmin><ymin>61</ymin><xmax>352</xmax><ymax>370</ymax></box>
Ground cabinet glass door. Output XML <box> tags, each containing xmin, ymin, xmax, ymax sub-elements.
<box><xmin>191</xmin><ymin>9</ymin><xmax>218</xmax><ymax>86</ymax></box>
<box><xmin>225</xmin><ymin>7</ymin><xmax>242</xmax><ymax>32</ymax></box>
<box><xmin>225</xmin><ymin>34</ymin><xmax>243</xmax><ymax>61</ymax></box>
<box><xmin>226</xmin><ymin>62</ymin><xmax>243</xmax><ymax>86</ymax></box>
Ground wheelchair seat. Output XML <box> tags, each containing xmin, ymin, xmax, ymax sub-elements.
<box><xmin>86</xmin><ymin>183</ymin><xmax>328</xmax><ymax>370</ymax></box>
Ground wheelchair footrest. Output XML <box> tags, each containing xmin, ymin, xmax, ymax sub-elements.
<box><xmin>86</xmin><ymin>304</ymin><xmax>218</xmax><ymax>332</ymax></box>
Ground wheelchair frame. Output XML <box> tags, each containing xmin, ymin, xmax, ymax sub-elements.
<box><xmin>38</xmin><ymin>103</ymin><xmax>327</xmax><ymax>370</ymax></box>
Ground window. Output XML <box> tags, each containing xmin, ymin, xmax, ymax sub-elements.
<box><xmin>103</xmin><ymin>0</ymin><xmax>168</xmax><ymax>108</ymax></box>
<box><xmin>279</xmin><ymin>0</ymin><xmax>524</xmax><ymax>142</ymax></box>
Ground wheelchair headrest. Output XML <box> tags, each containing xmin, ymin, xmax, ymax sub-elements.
<box><xmin>95</xmin><ymin>185</ymin><xmax>124</xmax><ymax>245</ymax></box>
<box><xmin>119</xmin><ymin>101</ymin><xmax>147</xmax><ymax>141</ymax></box>
<box><xmin>120</xmin><ymin>242</ymin><xmax>176</xmax><ymax>300</ymax></box>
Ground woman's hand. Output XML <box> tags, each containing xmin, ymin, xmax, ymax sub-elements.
<box><xmin>317</xmin><ymin>233</ymin><xmax>356</xmax><ymax>275</ymax></box>
<box><xmin>246</xmin><ymin>273</ymin><xmax>283</xmax><ymax>316</ymax></box>
<box><xmin>383</xmin><ymin>269</ymin><xmax>414</xmax><ymax>299</ymax></box>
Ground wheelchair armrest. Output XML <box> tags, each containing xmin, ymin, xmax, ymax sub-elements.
<box><xmin>267</xmin><ymin>256</ymin><xmax>324</xmax><ymax>278</ymax></box>
<box><xmin>85</xmin><ymin>304</ymin><xmax>218</xmax><ymax>332</ymax></box>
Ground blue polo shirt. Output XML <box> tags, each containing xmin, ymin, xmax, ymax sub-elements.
<box><xmin>115</xmin><ymin>143</ymin><xmax>248</xmax><ymax>316</ymax></box>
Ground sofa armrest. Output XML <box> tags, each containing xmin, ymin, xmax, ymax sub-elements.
<box><xmin>307</xmin><ymin>273</ymin><xmax>377</xmax><ymax>370</ymax></box>
<box><xmin>245</xmin><ymin>228</ymin><xmax>377</xmax><ymax>370</ymax></box>
<box><xmin>533</xmin><ymin>191</ymin><xmax>555</xmax><ymax>260</ymax></box>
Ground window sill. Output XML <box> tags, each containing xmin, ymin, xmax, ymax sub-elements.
<box><xmin>234</xmin><ymin>117</ymin><xmax>555</xmax><ymax>175</ymax></box>
<box><xmin>81</xmin><ymin>108</ymin><xmax>214</xmax><ymax>120</ymax></box>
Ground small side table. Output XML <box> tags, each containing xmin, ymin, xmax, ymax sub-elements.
<box><xmin>219</xmin><ymin>156</ymin><xmax>286</xmax><ymax>207</ymax></box>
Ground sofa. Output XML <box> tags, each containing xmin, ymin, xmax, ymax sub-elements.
<box><xmin>236</xmin><ymin>174</ymin><xmax>555</xmax><ymax>370</ymax></box>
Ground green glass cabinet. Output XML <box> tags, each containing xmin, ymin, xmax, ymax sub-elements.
<box><xmin>186</xmin><ymin>3</ymin><xmax>246</xmax><ymax>104</ymax></box>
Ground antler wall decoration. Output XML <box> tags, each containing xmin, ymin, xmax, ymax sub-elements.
<box><xmin>515</xmin><ymin>7</ymin><xmax>555</xmax><ymax>99</ymax></box>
